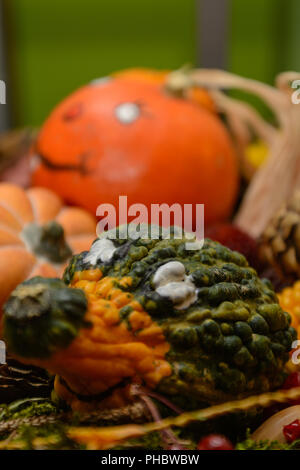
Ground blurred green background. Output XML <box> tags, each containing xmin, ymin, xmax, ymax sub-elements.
<box><xmin>3</xmin><ymin>0</ymin><xmax>300</xmax><ymax>127</ymax></box>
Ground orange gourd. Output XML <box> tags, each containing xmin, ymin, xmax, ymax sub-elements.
<box><xmin>31</xmin><ymin>71</ymin><xmax>239</xmax><ymax>225</ymax></box>
<box><xmin>0</xmin><ymin>183</ymin><xmax>96</xmax><ymax>309</ymax></box>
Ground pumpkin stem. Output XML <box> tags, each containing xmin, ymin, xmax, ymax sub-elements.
<box><xmin>22</xmin><ymin>221</ymin><xmax>72</xmax><ymax>264</ymax></box>
<box><xmin>164</xmin><ymin>65</ymin><xmax>194</xmax><ymax>99</ymax></box>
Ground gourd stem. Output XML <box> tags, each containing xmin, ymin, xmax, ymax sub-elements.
<box><xmin>21</xmin><ymin>221</ymin><xmax>72</xmax><ymax>264</ymax></box>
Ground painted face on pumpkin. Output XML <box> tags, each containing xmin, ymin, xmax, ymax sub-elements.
<box><xmin>32</xmin><ymin>79</ymin><xmax>151</xmax><ymax>178</ymax></box>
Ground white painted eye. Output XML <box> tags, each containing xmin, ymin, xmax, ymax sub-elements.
<box><xmin>115</xmin><ymin>102</ymin><xmax>140</xmax><ymax>124</ymax></box>
<box><xmin>90</xmin><ymin>77</ymin><xmax>110</xmax><ymax>86</ymax></box>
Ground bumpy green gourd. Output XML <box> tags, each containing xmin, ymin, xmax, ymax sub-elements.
<box><xmin>4</xmin><ymin>226</ymin><xmax>296</xmax><ymax>409</ymax></box>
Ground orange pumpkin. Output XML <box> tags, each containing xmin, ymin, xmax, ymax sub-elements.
<box><xmin>0</xmin><ymin>183</ymin><xmax>96</xmax><ymax>308</ymax></box>
<box><xmin>31</xmin><ymin>73</ymin><xmax>239</xmax><ymax>225</ymax></box>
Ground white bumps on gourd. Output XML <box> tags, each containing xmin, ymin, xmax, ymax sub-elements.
<box><xmin>152</xmin><ymin>261</ymin><xmax>197</xmax><ymax>310</ymax></box>
<box><xmin>84</xmin><ymin>239</ymin><xmax>117</xmax><ymax>264</ymax></box>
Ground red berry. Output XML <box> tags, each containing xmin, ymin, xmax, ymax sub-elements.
<box><xmin>283</xmin><ymin>419</ymin><xmax>300</xmax><ymax>443</ymax></box>
<box><xmin>197</xmin><ymin>434</ymin><xmax>234</xmax><ymax>450</ymax></box>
